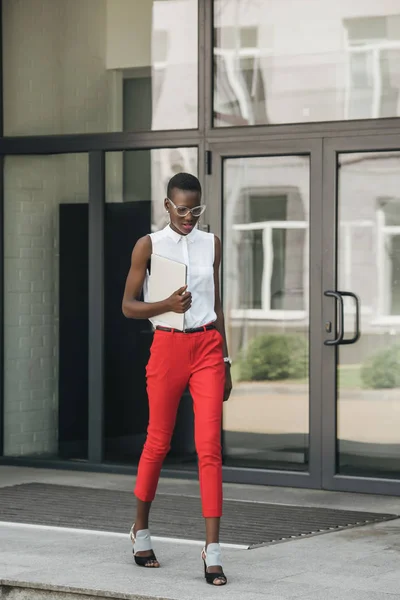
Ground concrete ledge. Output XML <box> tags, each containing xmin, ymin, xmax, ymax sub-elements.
<box><xmin>0</xmin><ymin>581</ymin><xmax>171</xmax><ymax>600</ymax></box>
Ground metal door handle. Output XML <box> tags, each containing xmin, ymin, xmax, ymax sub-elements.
<box><xmin>324</xmin><ymin>291</ymin><xmax>344</xmax><ymax>346</ymax></box>
<box><xmin>337</xmin><ymin>291</ymin><xmax>361</xmax><ymax>345</ymax></box>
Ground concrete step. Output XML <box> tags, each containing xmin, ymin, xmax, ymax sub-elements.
<box><xmin>1</xmin><ymin>581</ymin><xmax>166</xmax><ymax>600</ymax></box>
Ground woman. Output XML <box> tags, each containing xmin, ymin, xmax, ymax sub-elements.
<box><xmin>122</xmin><ymin>172</ymin><xmax>232</xmax><ymax>586</ymax></box>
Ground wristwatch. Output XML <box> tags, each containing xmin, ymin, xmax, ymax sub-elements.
<box><xmin>223</xmin><ymin>357</ymin><xmax>232</xmax><ymax>365</ymax></box>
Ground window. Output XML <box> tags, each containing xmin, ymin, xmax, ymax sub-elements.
<box><xmin>213</xmin><ymin>1</ymin><xmax>400</xmax><ymax>127</ymax></box>
<box><xmin>377</xmin><ymin>197</ymin><xmax>400</xmax><ymax>318</ymax></box>
<box><xmin>344</xmin><ymin>16</ymin><xmax>400</xmax><ymax>120</ymax></box>
<box><xmin>3</xmin><ymin>0</ymin><xmax>198</xmax><ymax>135</ymax></box>
<box><xmin>338</xmin><ymin>220</ymin><xmax>374</xmax><ymax>317</ymax></box>
<box><xmin>214</xmin><ymin>25</ymin><xmax>268</xmax><ymax>126</ymax></box>
<box><xmin>231</xmin><ymin>194</ymin><xmax>307</xmax><ymax>320</ymax></box>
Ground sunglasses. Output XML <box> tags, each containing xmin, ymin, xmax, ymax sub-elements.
<box><xmin>167</xmin><ymin>198</ymin><xmax>206</xmax><ymax>218</ymax></box>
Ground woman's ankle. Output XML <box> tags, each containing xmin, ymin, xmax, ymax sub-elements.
<box><xmin>134</xmin><ymin>521</ymin><xmax>149</xmax><ymax>533</ymax></box>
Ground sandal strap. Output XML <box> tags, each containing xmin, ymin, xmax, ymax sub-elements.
<box><xmin>205</xmin><ymin>572</ymin><xmax>227</xmax><ymax>584</ymax></box>
<box><xmin>134</xmin><ymin>551</ymin><xmax>158</xmax><ymax>566</ymax></box>
<box><xmin>131</xmin><ymin>526</ymin><xmax>153</xmax><ymax>553</ymax></box>
<box><xmin>204</xmin><ymin>543</ymin><xmax>223</xmax><ymax>568</ymax></box>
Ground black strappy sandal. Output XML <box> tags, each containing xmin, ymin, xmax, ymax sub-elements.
<box><xmin>202</xmin><ymin>544</ymin><xmax>227</xmax><ymax>586</ymax></box>
<box><xmin>130</xmin><ymin>523</ymin><xmax>160</xmax><ymax>568</ymax></box>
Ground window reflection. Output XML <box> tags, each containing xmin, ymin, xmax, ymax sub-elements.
<box><xmin>337</xmin><ymin>151</ymin><xmax>400</xmax><ymax>479</ymax></box>
<box><xmin>223</xmin><ymin>155</ymin><xmax>310</xmax><ymax>471</ymax></box>
<box><xmin>214</xmin><ymin>0</ymin><xmax>400</xmax><ymax>127</ymax></box>
<box><xmin>122</xmin><ymin>0</ymin><xmax>198</xmax><ymax>131</ymax></box>
<box><xmin>4</xmin><ymin>0</ymin><xmax>198</xmax><ymax>136</ymax></box>
<box><xmin>344</xmin><ymin>16</ymin><xmax>400</xmax><ymax>119</ymax></box>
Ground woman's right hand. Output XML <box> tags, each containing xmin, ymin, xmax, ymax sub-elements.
<box><xmin>166</xmin><ymin>285</ymin><xmax>192</xmax><ymax>313</ymax></box>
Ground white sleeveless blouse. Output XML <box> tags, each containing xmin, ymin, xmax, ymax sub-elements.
<box><xmin>143</xmin><ymin>225</ymin><xmax>216</xmax><ymax>330</ymax></box>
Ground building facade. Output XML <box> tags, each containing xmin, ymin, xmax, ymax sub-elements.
<box><xmin>1</xmin><ymin>0</ymin><xmax>400</xmax><ymax>495</ymax></box>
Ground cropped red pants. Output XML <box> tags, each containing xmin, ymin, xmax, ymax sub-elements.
<box><xmin>134</xmin><ymin>327</ymin><xmax>225</xmax><ymax>518</ymax></box>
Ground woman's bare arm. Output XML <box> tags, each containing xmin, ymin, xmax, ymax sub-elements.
<box><xmin>122</xmin><ymin>235</ymin><xmax>191</xmax><ymax>319</ymax></box>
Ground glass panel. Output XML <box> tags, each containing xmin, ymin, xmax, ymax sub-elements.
<box><xmin>337</xmin><ymin>151</ymin><xmax>400</xmax><ymax>478</ymax></box>
<box><xmin>3</xmin><ymin>0</ymin><xmax>197</xmax><ymax>135</ymax></box>
<box><xmin>3</xmin><ymin>155</ymin><xmax>89</xmax><ymax>459</ymax></box>
<box><xmin>213</xmin><ymin>0</ymin><xmax>400</xmax><ymax>127</ymax></box>
<box><xmin>104</xmin><ymin>148</ymin><xmax>198</xmax><ymax>465</ymax></box>
<box><xmin>223</xmin><ymin>155</ymin><xmax>310</xmax><ymax>470</ymax></box>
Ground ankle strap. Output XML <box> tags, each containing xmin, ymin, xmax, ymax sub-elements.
<box><xmin>132</xmin><ymin>528</ymin><xmax>153</xmax><ymax>552</ymax></box>
<box><xmin>205</xmin><ymin>543</ymin><xmax>222</xmax><ymax>567</ymax></box>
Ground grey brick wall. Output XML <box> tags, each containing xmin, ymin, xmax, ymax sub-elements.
<box><xmin>4</xmin><ymin>155</ymin><xmax>89</xmax><ymax>456</ymax></box>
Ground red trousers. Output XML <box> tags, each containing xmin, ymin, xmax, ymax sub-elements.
<box><xmin>134</xmin><ymin>327</ymin><xmax>225</xmax><ymax>517</ymax></box>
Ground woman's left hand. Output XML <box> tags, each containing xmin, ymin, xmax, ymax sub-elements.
<box><xmin>224</xmin><ymin>365</ymin><xmax>233</xmax><ymax>402</ymax></box>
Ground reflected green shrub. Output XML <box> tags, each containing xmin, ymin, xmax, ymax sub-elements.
<box><xmin>361</xmin><ymin>345</ymin><xmax>400</xmax><ymax>389</ymax></box>
<box><xmin>238</xmin><ymin>334</ymin><xmax>308</xmax><ymax>382</ymax></box>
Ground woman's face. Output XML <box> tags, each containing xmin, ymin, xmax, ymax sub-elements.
<box><xmin>165</xmin><ymin>189</ymin><xmax>203</xmax><ymax>236</ymax></box>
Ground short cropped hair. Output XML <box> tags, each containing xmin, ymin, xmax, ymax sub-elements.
<box><xmin>167</xmin><ymin>172</ymin><xmax>202</xmax><ymax>198</ymax></box>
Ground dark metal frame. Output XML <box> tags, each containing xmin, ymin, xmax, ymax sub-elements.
<box><xmin>0</xmin><ymin>154</ymin><xmax>3</xmax><ymax>457</ymax></box>
<box><xmin>1</xmin><ymin>0</ymin><xmax>400</xmax><ymax>494</ymax></box>
<box><xmin>0</xmin><ymin>0</ymin><xmax>3</xmax><ymax>457</ymax></box>
<box><xmin>88</xmin><ymin>152</ymin><xmax>106</xmax><ymax>463</ymax></box>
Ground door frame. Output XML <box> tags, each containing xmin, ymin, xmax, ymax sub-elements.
<box><xmin>206</xmin><ymin>138</ymin><xmax>324</xmax><ymax>488</ymax></box>
<box><xmin>322</xmin><ymin>133</ymin><xmax>400</xmax><ymax>495</ymax></box>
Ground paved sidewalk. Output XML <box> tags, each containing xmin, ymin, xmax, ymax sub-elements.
<box><xmin>1</xmin><ymin>466</ymin><xmax>400</xmax><ymax>600</ymax></box>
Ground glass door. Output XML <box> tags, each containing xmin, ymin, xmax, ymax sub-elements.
<box><xmin>322</xmin><ymin>135</ymin><xmax>400</xmax><ymax>494</ymax></box>
<box><xmin>207</xmin><ymin>139</ymin><xmax>323</xmax><ymax>487</ymax></box>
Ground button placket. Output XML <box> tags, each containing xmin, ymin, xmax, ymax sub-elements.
<box><xmin>182</xmin><ymin>236</ymin><xmax>190</xmax><ymax>330</ymax></box>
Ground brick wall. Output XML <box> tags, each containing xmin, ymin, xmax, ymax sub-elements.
<box><xmin>4</xmin><ymin>155</ymin><xmax>89</xmax><ymax>456</ymax></box>
<box><xmin>2</xmin><ymin>0</ymin><xmax>116</xmax><ymax>456</ymax></box>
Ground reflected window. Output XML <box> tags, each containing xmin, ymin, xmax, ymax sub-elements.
<box><xmin>232</xmin><ymin>192</ymin><xmax>307</xmax><ymax>318</ymax></box>
<box><xmin>214</xmin><ymin>24</ymin><xmax>267</xmax><ymax>126</ymax></box>
<box><xmin>344</xmin><ymin>16</ymin><xmax>400</xmax><ymax>120</ymax></box>
<box><xmin>337</xmin><ymin>151</ymin><xmax>400</xmax><ymax>479</ymax></box>
<box><xmin>213</xmin><ymin>0</ymin><xmax>400</xmax><ymax>127</ymax></box>
<box><xmin>377</xmin><ymin>197</ymin><xmax>400</xmax><ymax>316</ymax></box>
<box><xmin>222</xmin><ymin>155</ymin><xmax>310</xmax><ymax>471</ymax></box>
<box><xmin>338</xmin><ymin>220</ymin><xmax>374</xmax><ymax>316</ymax></box>
<box><xmin>338</xmin><ymin>152</ymin><xmax>400</xmax><ymax>323</ymax></box>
